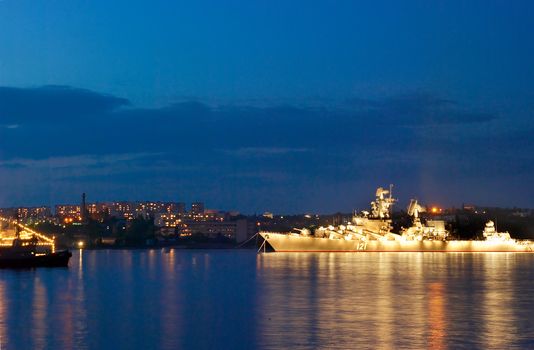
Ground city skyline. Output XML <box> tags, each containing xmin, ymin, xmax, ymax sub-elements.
<box><xmin>1</xmin><ymin>1</ymin><xmax>533</xmax><ymax>212</ymax></box>
<box><xmin>3</xmin><ymin>196</ymin><xmax>532</xmax><ymax>217</ymax></box>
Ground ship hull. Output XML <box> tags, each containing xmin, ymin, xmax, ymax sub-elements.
<box><xmin>259</xmin><ymin>233</ymin><xmax>534</xmax><ymax>253</ymax></box>
<box><xmin>0</xmin><ymin>250</ymin><xmax>72</xmax><ymax>268</ymax></box>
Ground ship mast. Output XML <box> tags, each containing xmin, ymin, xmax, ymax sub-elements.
<box><xmin>370</xmin><ymin>185</ymin><xmax>396</xmax><ymax>219</ymax></box>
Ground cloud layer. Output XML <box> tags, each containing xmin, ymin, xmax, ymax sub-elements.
<box><xmin>0</xmin><ymin>86</ymin><xmax>532</xmax><ymax>211</ymax></box>
<box><xmin>0</xmin><ymin>86</ymin><xmax>129</xmax><ymax>124</ymax></box>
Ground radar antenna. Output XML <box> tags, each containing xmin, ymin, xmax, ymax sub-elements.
<box><xmin>370</xmin><ymin>185</ymin><xmax>396</xmax><ymax>219</ymax></box>
<box><xmin>407</xmin><ymin>199</ymin><xmax>425</xmax><ymax>219</ymax></box>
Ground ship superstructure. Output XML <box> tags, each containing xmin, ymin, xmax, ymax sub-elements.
<box><xmin>0</xmin><ymin>217</ymin><xmax>72</xmax><ymax>267</ymax></box>
<box><xmin>482</xmin><ymin>221</ymin><xmax>511</xmax><ymax>242</ymax></box>
<box><xmin>258</xmin><ymin>186</ymin><xmax>534</xmax><ymax>253</ymax></box>
<box><xmin>400</xmin><ymin>199</ymin><xmax>449</xmax><ymax>241</ymax></box>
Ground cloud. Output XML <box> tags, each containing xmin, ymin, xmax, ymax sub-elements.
<box><xmin>221</xmin><ymin>147</ymin><xmax>309</xmax><ymax>157</ymax></box>
<box><xmin>0</xmin><ymin>87</ymin><xmax>517</xmax><ymax>164</ymax></box>
<box><xmin>344</xmin><ymin>92</ymin><xmax>496</xmax><ymax>125</ymax></box>
<box><xmin>0</xmin><ymin>88</ymin><xmax>521</xmax><ymax>175</ymax></box>
<box><xmin>0</xmin><ymin>85</ymin><xmax>531</xmax><ymax>211</ymax></box>
<box><xmin>0</xmin><ymin>85</ymin><xmax>129</xmax><ymax>125</ymax></box>
<box><xmin>0</xmin><ymin>152</ymin><xmax>159</xmax><ymax>170</ymax></box>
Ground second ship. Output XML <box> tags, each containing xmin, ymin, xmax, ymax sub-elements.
<box><xmin>259</xmin><ymin>186</ymin><xmax>534</xmax><ymax>253</ymax></box>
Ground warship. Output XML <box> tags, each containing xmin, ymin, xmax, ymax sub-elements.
<box><xmin>258</xmin><ymin>186</ymin><xmax>534</xmax><ymax>253</ymax></box>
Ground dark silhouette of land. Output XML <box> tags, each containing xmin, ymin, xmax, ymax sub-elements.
<box><xmin>2</xmin><ymin>205</ymin><xmax>532</xmax><ymax>250</ymax></box>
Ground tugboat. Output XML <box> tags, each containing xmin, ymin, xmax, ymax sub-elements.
<box><xmin>0</xmin><ymin>236</ymin><xmax>72</xmax><ymax>268</ymax></box>
<box><xmin>0</xmin><ymin>219</ymin><xmax>72</xmax><ymax>268</ymax></box>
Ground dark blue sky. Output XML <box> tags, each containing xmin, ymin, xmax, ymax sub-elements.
<box><xmin>0</xmin><ymin>1</ymin><xmax>533</xmax><ymax>212</ymax></box>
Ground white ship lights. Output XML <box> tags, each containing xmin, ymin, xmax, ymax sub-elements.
<box><xmin>370</xmin><ymin>185</ymin><xmax>396</xmax><ymax>219</ymax></box>
<box><xmin>0</xmin><ymin>216</ymin><xmax>56</xmax><ymax>252</ymax></box>
<box><xmin>402</xmin><ymin>199</ymin><xmax>449</xmax><ymax>241</ymax></box>
<box><xmin>302</xmin><ymin>186</ymin><xmax>520</xmax><ymax>244</ymax></box>
<box><xmin>482</xmin><ymin>221</ymin><xmax>512</xmax><ymax>242</ymax></box>
<box><xmin>260</xmin><ymin>185</ymin><xmax>534</xmax><ymax>253</ymax></box>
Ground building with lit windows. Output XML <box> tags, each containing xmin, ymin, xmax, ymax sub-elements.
<box><xmin>55</xmin><ymin>205</ymin><xmax>82</xmax><ymax>221</ymax></box>
<box><xmin>111</xmin><ymin>202</ymin><xmax>135</xmax><ymax>220</ymax></box>
<box><xmin>180</xmin><ymin>218</ymin><xmax>257</xmax><ymax>242</ymax></box>
<box><xmin>166</xmin><ymin>202</ymin><xmax>185</xmax><ymax>214</ymax></box>
<box><xmin>191</xmin><ymin>202</ymin><xmax>205</xmax><ymax>215</ymax></box>
<box><xmin>18</xmin><ymin>206</ymin><xmax>51</xmax><ymax>219</ymax></box>
<box><xmin>154</xmin><ymin>213</ymin><xmax>182</xmax><ymax>227</ymax></box>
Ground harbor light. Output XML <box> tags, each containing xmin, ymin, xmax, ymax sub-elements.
<box><xmin>431</xmin><ymin>207</ymin><xmax>442</xmax><ymax>214</ymax></box>
<box><xmin>77</xmin><ymin>241</ymin><xmax>85</xmax><ymax>249</ymax></box>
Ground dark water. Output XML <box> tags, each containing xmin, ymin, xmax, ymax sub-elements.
<box><xmin>0</xmin><ymin>250</ymin><xmax>533</xmax><ymax>349</ymax></box>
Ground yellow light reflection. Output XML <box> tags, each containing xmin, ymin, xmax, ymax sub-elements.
<box><xmin>0</xmin><ymin>281</ymin><xmax>7</xmax><ymax>348</ymax></box>
<box><xmin>428</xmin><ymin>282</ymin><xmax>445</xmax><ymax>350</ymax></box>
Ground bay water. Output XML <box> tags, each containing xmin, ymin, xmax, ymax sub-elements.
<box><xmin>0</xmin><ymin>250</ymin><xmax>533</xmax><ymax>349</ymax></box>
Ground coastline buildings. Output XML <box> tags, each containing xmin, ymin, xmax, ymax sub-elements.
<box><xmin>56</xmin><ymin>204</ymin><xmax>82</xmax><ymax>222</ymax></box>
<box><xmin>18</xmin><ymin>206</ymin><xmax>52</xmax><ymax>221</ymax></box>
<box><xmin>52</xmin><ymin>200</ymin><xmax>256</xmax><ymax>243</ymax></box>
<box><xmin>3</xmin><ymin>197</ymin><xmax>531</xmax><ymax>245</ymax></box>
<box><xmin>55</xmin><ymin>201</ymin><xmax>187</xmax><ymax>222</ymax></box>
<box><xmin>154</xmin><ymin>212</ymin><xmax>182</xmax><ymax>228</ymax></box>
<box><xmin>0</xmin><ymin>206</ymin><xmax>54</xmax><ymax>224</ymax></box>
<box><xmin>154</xmin><ymin>203</ymin><xmax>256</xmax><ymax>243</ymax></box>
<box><xmin>191</xmin><ymin>202</ymin><xmax>204</xmax><ymax>215</ymax></box>
<box><xmin>179</xmin><ymin>217</ymin><xmax>257</xmax><ymax>243</ymax></box>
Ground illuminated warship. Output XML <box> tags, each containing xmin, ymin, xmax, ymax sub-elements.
<box><xmin>258</xmin><ymin>186</ymin><xmax>534</xmax><ymax>253</ymax></box>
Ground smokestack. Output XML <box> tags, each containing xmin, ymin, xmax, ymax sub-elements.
<box><xmin>82</xmin><ymin>193</ymin><xmax>87</xmax><ymax>223</ymax></box>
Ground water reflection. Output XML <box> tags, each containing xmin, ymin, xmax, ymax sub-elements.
<box><xmin>0</xmin><ymin>280</ymin><xmax>7</xmax><ymax>348</ymax></box>
<box><xmin>159</xmin><ymin>248</ymin><xmax>182</xmax><ymax>349</ymax></box>
<box><xmin>78</xmin><ymin>248</ymin><xmax>83</xmax><ymax>275</ymax></box>
<box><xmin>0</xmin><ymin>251</ymin><xmax>531</xmax><ymax>349</ymax></box>
<box><xmin>256</xmin><ymin>253</ymin><xmax>534</xmax><ymax>349</ymax></box>
<box><xmin>428</xmin><ymin>282</ymin><xmax>445</xmax><ymax>350</ymax></box>
<box><xmin>481</xmin><ymin>254</ymin><xmax>521</xmax><ymax>348</ymax></box>
<box><xmin>31</xmin><ymin>277</ymin><xmax>47</xmax><ymax>349</ymax></box>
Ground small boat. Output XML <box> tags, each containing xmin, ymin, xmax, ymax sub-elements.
<box><xmin>0</xmin><ymin>236</ymin><xmax>72</xmax><ymax>268</ymax></box>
